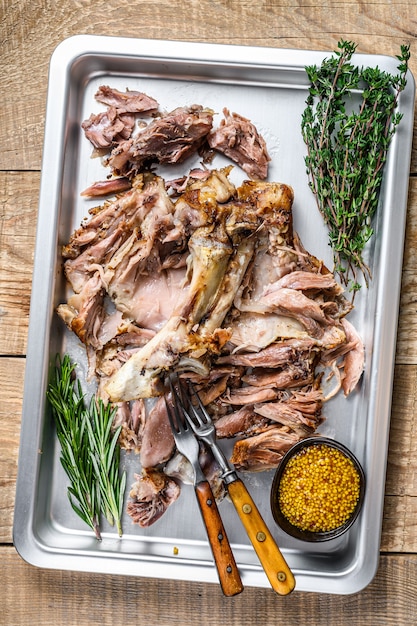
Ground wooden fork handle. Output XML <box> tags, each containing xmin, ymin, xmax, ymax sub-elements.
<box><xmin>195</xmin><ymin>481</ymin><xmax>244</xmax><ymax>597</ymax></box>
<box><xmin>227</xmin><ymin>478</ymin><xmax>295</xmax><ymax>595</ymax></box>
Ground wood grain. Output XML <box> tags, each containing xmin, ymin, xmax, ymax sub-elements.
<box><xmin>0</xmin><ymin>172</ymin><xmax>39</xmax><ymax>355</ymax></box>
<box><xmin>194</xmin><ymin>480</ymin><xmax>244</xmax><ymax>597</ymax></box>
<box><xmin>2</xmin><ymin>548</ymin><xmax>417</xmax><ymax>626</ymax></box>
<box><xmin>0</xmin><ymin>357</ymin><xmax>25</xmax><ymax>543</ymax></box>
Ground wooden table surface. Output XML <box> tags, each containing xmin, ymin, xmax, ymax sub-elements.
<box><xmin>2</xmin><ymin>1</ymin><xmax>417</xmax><ymax>624</ymax></box>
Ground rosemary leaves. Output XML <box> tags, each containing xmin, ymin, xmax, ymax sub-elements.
<box><xmin>47</xmin><ymin>354</ymin><xmax>126</xmax><ymax>539</ymax></box>
<box><xmin>301</xmin><ymin>40</ymin><xmax>410</xmax><ymax>293</ymax></box>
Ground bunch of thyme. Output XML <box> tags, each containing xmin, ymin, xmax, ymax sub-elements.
<box><xmin>301</xmin><ymin>39</ymin><xmax>410</xmax><ymax>294</ymax></box>
<box><xmin>47</xmin><ymin>354</ymin><xmax>126</xmax><ymax>539</ymax></box>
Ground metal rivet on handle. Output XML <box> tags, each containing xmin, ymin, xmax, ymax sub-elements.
<box><xmin>277</xmin><ymin>571</ymin><xmax>287</xmax><ymax>582</ymax></box>
<box><xmin>256</xmin><ymin>531</ymin><xmax>266</xmax><ymax>542</ymax></box>
<box><xmin>242</xmin><ymin>503</ymin><xmax>252</xmax><ymax>514</ymax></box>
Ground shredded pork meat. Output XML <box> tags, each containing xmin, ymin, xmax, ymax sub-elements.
<box><xmin>81</xmin><ymin>86</ymin><xmax>158</xmax><ymax>152</ymax></box>
<box><xmin>108</xmin><ymin>105</ymin><xmax>214</xmax><ymax>177</ymax></box>
<box><xmin>58</xmin><ymin>157</ymin><xmax>364</xmax><ymax>526</ymax></box>
<box><xmin>127</xmin><ymin>469</ymin><xmax>180</xmax><ymax>527</ymax></box>
<box><xmin>208</xmin><ymin>108</ymin><xmax>271</xmax><ymax>179</ymax></box>
<box><xmin>80</xmin><ymin>88</ymin><xmax>271</xmax><ymax>198</ymax></box>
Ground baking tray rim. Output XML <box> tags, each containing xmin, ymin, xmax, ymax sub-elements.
<box><xmin>13</xmin><ymin>34</ymin><xmax>416</xmax><ymax>595</ymax></box>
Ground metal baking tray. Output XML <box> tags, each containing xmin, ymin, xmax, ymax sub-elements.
<box><xmin>13</xmin><ymin>34</ymin><xmax>415</xmax><ymax>594</ymax></box>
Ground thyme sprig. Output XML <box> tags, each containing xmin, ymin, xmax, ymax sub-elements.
<box><xmin>47</xmin><ymin>354</ymin><xmax>126</xmax><ymax>539</ymax></box>
<box><xmin>301</xmin><ymin>39</ymin><xmax>410</xmax><ymax>293</ymax></box>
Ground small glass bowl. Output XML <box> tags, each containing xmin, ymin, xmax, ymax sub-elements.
<box><xmin>270</xmin><ymin>437</ymin><xmax>366</xmax><ymax>542</ymax></box>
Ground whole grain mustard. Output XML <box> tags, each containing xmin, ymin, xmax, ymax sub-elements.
<box><xmin>278</xmin><ymin>444</ymin><xmax>361</xmax><ymax>533</ymax></box>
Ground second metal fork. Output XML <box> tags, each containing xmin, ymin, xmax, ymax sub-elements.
<box><xmin>179</xmin><ymin>379</ymin><xmax>296</xmax><ymax>596</ymax></box>
<box><xmin>165</xmin><ymin>376</ymin><xmax>243</xmax><ymax>597</ymax></box>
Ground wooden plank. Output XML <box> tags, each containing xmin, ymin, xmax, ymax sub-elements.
<box><xmin>382</xmin><ymin>495</ymin><xmax>417</xmax><ymax>552</ymax></box>
<box><xmin>0</xmin><ymin>358</ymin><xmax>25</xmax><ymax>543</ymax></box>
<box><xmin>1</xmin><ymin>1</ymin><xmax>416</xmax><ymax>171</ymax></box>
<box><xmin>2</xmin><ymin>547</ymin><xmax>417</xmax><ymax>625</ymax></box>
<box><xmin>0</xmin><ymin>172</ymin><xmax>39</xmax><ymax>355</ymax></box>
<box><xmin>402</xmin><ymin>177</ymin><xmax>417</xmax><ymax>274</ymax></box>
<box><xmin>386</xmin><ymin>364</ymin><xmax>417</xmax><ymax>498</ymax></box>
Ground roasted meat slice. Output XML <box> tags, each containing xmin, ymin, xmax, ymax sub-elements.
<box><xmin>57</xmin><ymin>271</ymin><xmax>105</xmax><ymax>349</ymax></box>
<box><xmin>242</xmin><ymin>364</ymin><xmax>315</xmax><ymax>389</ymax></box>
<box><xmin>139</xmin><ymin>395</ymin><xmax>175</xmax><ymax>469</ymax></box>
<box><xmin>63</xmin><ymin>174</ymin><xmax>175</xmax><ymax>262</ymax></box>
<box><xmin>217</xmin><ymin>339</ymin><xmax>318</xmax><ymax>368</ymax></box>
<box><xmin>81</xmin><ymin>177</ymin><xmax>132</xmax><ymax>198</ymax></box>
<box><xmin>81</xmin><ymin>86</ymin><xmax>159</xmax><ymax>152</ymax></box>
<box><xmin>228</xmin><ymin>312</ymin><xmax>309</xmax><ymax>351</ymax></box>
<box><xmin>340</xmin><ymin>318</ymin><xmax>365</xmax><ymax>395</ymax></box>
<box><xmin>215</xmin><ymin>405</ymin><xmax>270</xmax><ymax>439</ymax></box>
<box><xmin>222</xmin><ymin>386</ymin><xmax>278</xmax><ymax>405</ymax></box>
<box><xmin>126</xmin><ymin>469</ymin><xmax>180</xmax><ymax>527</ymax></box>
<box><xmin>254</xmin><ymin>393</ymin><xmax>323</xmax><ymax>431</ymax></box>
<box><xmin>321</xmin><ymin>317</ymin><xmax>365</xmax><ymax>397</ymax></box>
<box><xmin>112</xmin><ymin>399</ymin><xmax>146</xmax><ymax>454</ymax></box>
<box><xmin>108</xmin><ymin>105</ymin><xmax>214</xmax><ymax>176</ymax></box>
<box><xmin>94</xmin><ymin>86</ymin><xmax>159</xmax><ymax>114</ymax></box>
<box><xmin>208</xmin><ymin>108</ymin><xmax>271</xmax><ymax>179</ymax></box>
<box><xmin>230</xmin><ymin>427</ymin><xmax>301</xmax><ymax>472</ymax></box>
<box><xmin>81</xmin><ymin>107</ymin><xmax>135</xmax><ymax>150</ymax></box>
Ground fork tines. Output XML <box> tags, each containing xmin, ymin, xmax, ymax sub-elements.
<box><xmin>164</xmin><ymin>375</ymin><xmax>185</xmax><ymax>431</ymax></box>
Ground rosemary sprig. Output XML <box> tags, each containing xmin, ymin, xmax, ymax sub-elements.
<box><xmin>86</xmin><ymin>397</ymin><xmax>126</xmax><ymax>537</ymax></box>
<box><xmin>301</xmin><ymin>39</ymin><xmax>410</xmax><ymax>293</ymax></box>
<box><xmin>47</xmin><ymin>354</ymin><xmax>126</xmax><ymax>539</ymax></box>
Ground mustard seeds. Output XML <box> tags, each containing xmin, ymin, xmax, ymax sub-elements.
<box><xmin>278</xmin><ymin>444</ymin><xmax>361</xmax><ymax>533</ymax></box>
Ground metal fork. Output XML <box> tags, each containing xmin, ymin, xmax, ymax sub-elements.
<box><xmin>180</xmin><ymin>380</ymin><xmax>295</xmax><ymax>596</ymax></box>
<box><xmin>165</xmin><ymin>376</ymin><xmax>243</xmax><ymax>597</ymax></box>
